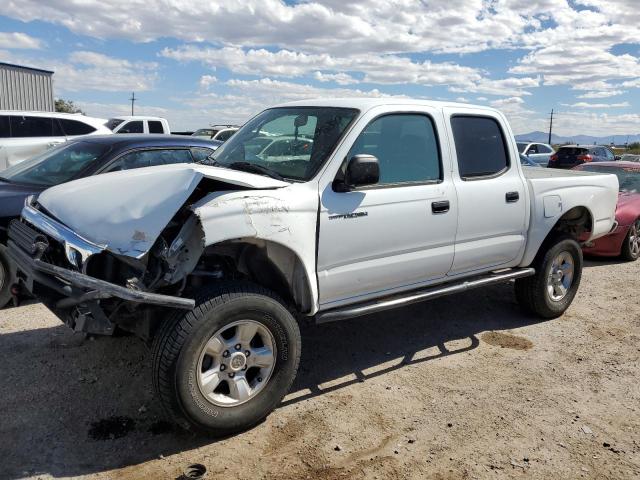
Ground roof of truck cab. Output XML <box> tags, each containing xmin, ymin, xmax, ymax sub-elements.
<box><xmin>274</xmin><ymin>97</ymin><xmax>500</xmax><ymax>113</ymax></box>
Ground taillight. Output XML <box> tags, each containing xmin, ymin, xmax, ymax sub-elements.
<box><xmin>549</xmin><ymin>154</ymin><xmax>558</xmax><ymax>163</ymax></box>
<box><xmin>577</xmin><ymin>154</ymin><xmax>593</xmax><ymax>162</ymax></box>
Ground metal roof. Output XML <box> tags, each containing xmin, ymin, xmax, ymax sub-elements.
<box><xmin>0</xmin><ymin>62</ymin><xmax>54</xmax><ymax>75</ymax></box>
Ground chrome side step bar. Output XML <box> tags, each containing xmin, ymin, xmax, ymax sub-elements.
<box><xmin>315</xmin><ymin>268</ymin><xmax>535</xmax><ymax>324</ymax></box>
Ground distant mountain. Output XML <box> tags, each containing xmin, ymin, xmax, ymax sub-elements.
<box><xmin>515</xmin><ymin>131</ymin><xmax>640</xmax><ymax>145</ymax></box>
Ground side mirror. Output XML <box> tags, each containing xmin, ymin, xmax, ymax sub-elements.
<box><xmin>335</xmin><ymin>154</ymin><xmax>380</xmax><ymax>191</ymax></box>
<box><xmin>615</xmin><ymin>155</ymin><xmax>621</xmax><ymax>161</ymax></box>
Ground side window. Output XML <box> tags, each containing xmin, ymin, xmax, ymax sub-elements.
<box><xmin>106</xmin><ymin>149</ymin><xmax>192</xmax><ymax>172</ymax></box>
<box><xmin>9</xmin><ymin>115</ymin><xmax>54</xmax><ymax>137</ymax></box>
<box><xmin>538</xmin><ymin>144</ymin><xmax>553</xmax><ymax>154</ymax></box>
<box><xmin>148</xmin><ymin>121</ymin><xmax>164</xmax><ymax>134</ymax></box>
<box><xmin>451</xmin><ymin>116</ymin><xmax>509</xmax><ymax>179</ymax></box>
<box><xmin>0</xmin><ymin>115</ymin><xmax>10</xmax><ymax>138</ymax></box>
<box><xmin>59</xmin><ymin>119</ymin><xmax>96</xmax><ymax>136</ymax></box>
<box><xmin>190</xmin><ymin>147</ymin><xmax>214</xmax><ymax>162</ymax></box>
<box><xmin>215</xmin><ymin>129</ymin><xmax>235</xmax><ymax>141</ymax></box>
<box><xmin>347</xmin><ymin>114</ymin><xmax>441</xmax><ymax>185</ymax></box>
<box><xmin>604</xmin><ymin>148</ymin><xmax>615</xmax><ymax>160</ymax></box>
<box><xmin>116</xmin><ymin>121</ymin><xmax>143</xmax><ymax>134</ymax></box>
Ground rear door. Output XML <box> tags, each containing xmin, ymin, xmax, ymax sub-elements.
<box><xmin>2</xmin><ymin>115</ymin><xmax>67</xmax><ymax>169</ymax></box>
<box><xmin>317</xmin><ymin>107</ymin><xmax>457</xmax><ymax>307</ymax></box>
<box><xmin>444</xmin><ymin>109</ymin><xmax>527</xmax><ymax>275</ymax></box>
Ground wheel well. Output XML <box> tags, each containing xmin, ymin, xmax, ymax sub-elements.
<box><xmin>189</xmin><ymin>239</ymin><xmax>313</xmax><ymax>313</ymax></box>
<box><xmin>551</xmin><ymin>207</ymin><xmax>592</xmax><ymax>240</ymax></box>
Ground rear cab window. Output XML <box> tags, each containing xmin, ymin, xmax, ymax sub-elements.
<box><xmin>148</xmin><ymin>121</ymin><xmax>165</xmax><ymax>134</ymax></box>
<box><xmin>450</xmin><ymin>116</ymin><xmax>509</xmax><ymax>179</ymax></box>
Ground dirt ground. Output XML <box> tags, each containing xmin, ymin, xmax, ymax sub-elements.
<box><xmin>0</xmin><ymin>258</ymin><xmax>638</xmax><ymax>480</ymax></box>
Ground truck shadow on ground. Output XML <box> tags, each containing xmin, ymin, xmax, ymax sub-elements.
<box><xmin>0</xmin><ymin>282</ymin><xmax>545</xmax><ymax>479</ymax></box>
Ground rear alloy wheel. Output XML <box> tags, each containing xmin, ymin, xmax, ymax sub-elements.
<box><xmin>621</xmin><ymin>219</ymin><xmax>640</xmax><ymax>261</ymax></box>
<box><xmin>515</xmin><ymin>236</ymin><xmax>583</xmax><ymax>319</ymax></box>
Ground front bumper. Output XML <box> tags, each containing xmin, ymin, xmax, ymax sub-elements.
<box><xmin>8</xmin><ymin>210</ymin><xmax>195</xmax><ymax>334</ymax></box>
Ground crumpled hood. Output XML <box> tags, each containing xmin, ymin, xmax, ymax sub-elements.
<box><xmin>36</xmin><ymin>163</ymin><xmax>289</xmax><ymax>257</ymax></box>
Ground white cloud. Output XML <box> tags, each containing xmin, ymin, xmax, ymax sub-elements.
<box><xmin>561</xmin><ymin>101</ymin><xmax>631</xmax><ymax>109</ymax></box>
<box><xmin>199</xmin><ymin>75</ymin><xmax>218</xmax><ymax>90</ymax></box>
<box><xmin>577</xmin><ymin>90</ymin><xmax>626</xmax><ymax>99</ymax></box>
<box><xmin>0</xmin><ymin>31</ymin><xmax>42</xmax><ymax>49</ymax></box>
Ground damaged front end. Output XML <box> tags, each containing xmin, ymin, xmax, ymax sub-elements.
<box><xmin>7</xmin><ymin>164</ymin><xmax>289</xmax><ymax>339</ymax></box>
<box><xmin>8</xmin><ymin>199</ymin><xmax>202</xmax><ymax>338</ymax></box>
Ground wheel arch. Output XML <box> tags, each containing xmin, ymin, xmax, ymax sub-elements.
<box><xmin>521</xmin><ymin>205</ymin><xmax>593</xmax><ymax>267</ymax></box>
<box><xmin>194</xmin><ymin>238</ymin><xmax>315</xmax><ymax>314</ymax></box>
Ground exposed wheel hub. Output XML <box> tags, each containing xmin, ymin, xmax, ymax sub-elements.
<box><xmin>229</xmin><ymin>352</ymin><xmax>247</xmax><ymax>371</ymax></box>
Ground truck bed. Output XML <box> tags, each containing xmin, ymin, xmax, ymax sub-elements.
<box><xmin>520</xmin><ymin>166</ymin><xmax>619</xmax><ymax>266</ymax></box>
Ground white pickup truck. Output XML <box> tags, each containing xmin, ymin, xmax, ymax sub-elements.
<box><xmin>7</xmin><ymin>99</ymin><xmax>618</xmax><ymax>435</ymax></box>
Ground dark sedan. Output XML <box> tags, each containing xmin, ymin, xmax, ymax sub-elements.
<box><xmin>548</xmin><ymin>144</ymin><xmax>617</xmax><ymax>169</ymax></box>
<box><xmin>0</xmin><ymin>134</ymin><xmax>221</xmax><ymax>307</ymax></box>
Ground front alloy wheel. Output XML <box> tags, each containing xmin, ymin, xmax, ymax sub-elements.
<box><xmin>197</xmin><ymin>320</ymin><xmax>277</xmax><ymax>407</ymax></box>
<box><xmin>152</xmin><ymin>282</ymin><xmax>301</xmax><ymax>435</ymax></box>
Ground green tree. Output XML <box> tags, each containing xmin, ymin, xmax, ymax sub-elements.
<box><xmin>55</xmin><ymin>98</ymin><xmax>84</xmax><ymax>114</ymax></box>
<box><xmin>628</xmin><ymin>142</ymin><xmax>640</xmax><ymax>151</ymax></box>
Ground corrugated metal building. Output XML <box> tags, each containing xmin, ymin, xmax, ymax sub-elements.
<box><xmin>0</xmin><ymin>62</ymin><xmax>54</xmax><ymax>112</ymax></box>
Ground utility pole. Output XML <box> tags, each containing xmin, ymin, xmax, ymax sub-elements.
<box><xmin>548</xmin><ymin>109</ymin><xmax>554</xmax><ymax>145</ymax></box>
<box><xmin>129</xmin><ymin>92</ymin><xmax>136</xmax><ymax>116</ymax></box>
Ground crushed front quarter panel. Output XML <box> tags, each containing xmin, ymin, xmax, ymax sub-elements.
<box><xmin>36</xmin><ymin>163</ymin><xmax>289</xmax><ymax>258</ymax></box>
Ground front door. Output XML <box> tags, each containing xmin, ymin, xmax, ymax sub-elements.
<box><xmin>317</xmin><ymin>111</ymin><xmax>457</xmax><ymax>308</ymax></box>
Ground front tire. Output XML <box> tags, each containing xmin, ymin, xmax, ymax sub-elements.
<box><xmin>515</xmin><ymin>236</ymin><xmax>583</xmax><ymax>319</ymax></box>
<box><xmin>620</xmin><ymin>218</ymin><xmax>640</xmax><ymax>261</ymax></box>
<box><xmin>151</xmin><ymin>282</ymin><xmax>301</xmax><ymax>435</ymax></box>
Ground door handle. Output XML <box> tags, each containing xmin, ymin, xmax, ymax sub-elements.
<box><xmin>431</xmin><ymin>200</ymin><xmax>450</xmax><ymax>214</ymax></box>
<box><xmin>506</xmin><ymin>191</ymin><xmax>520</xmax><ymax>203</ymax></box>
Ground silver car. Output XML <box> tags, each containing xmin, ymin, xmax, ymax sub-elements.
<box><xmin>517</xmin><ymin>141</ymin><xmax>555</xmax><ymax>166</ymax></box>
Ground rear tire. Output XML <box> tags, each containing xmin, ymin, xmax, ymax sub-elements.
<box><xmin>515</xmin><ymin>236</ymin><xmax>583</xmax><ymax>319</ymax></box>
<box><xmin>151</xmin><ymin>282</ymin><xmax>301</xmax><ymax>436</ymax></box>
<box><xmin>620</xmin><ymin>218</ymin><xmax>640</xmax><ymax>262</ymax></box>
<box><xmin>0</xmin><ymin>245</ymin><xmax>15</xmax><ymax>309</ymax></box>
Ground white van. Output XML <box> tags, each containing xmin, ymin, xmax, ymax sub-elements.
<box><xmin>106</xmin><ymin>116</ymin><xmax>171</xmax><ymax>135</ymax></box>
<box><xmin>0</xmin><ymin>111</ymin><xmax>111</xmax><ymax>171</ymax></box>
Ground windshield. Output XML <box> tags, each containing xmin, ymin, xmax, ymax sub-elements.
<box><xmin>580</xmin><ymin>165</ymin><xmax>640</xmax><ymax>193</ymax></box>
<box><xmin>106</xmin><ymin>118</ymin><xmax>125</xmax><ymax>131</ymax></box>
<box><xmin>210</xmin><ymin>107</ymin><xmax>359</xmax><ymax>181</ymax></box>
<box><xmin>0</xmin><ymin>141</ymin><xmax>109</xmax><ymax>186</ymax></box>
<box><xmin>517</xmin><ymin>142</ymin><xmax>527</xmax><ymax>153</ymax></box>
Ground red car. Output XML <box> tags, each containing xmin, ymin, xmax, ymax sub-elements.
<box><xmin>573</xmin><ymin>162</ymin><xmax>640</xmax><ymax>261</ymax></box>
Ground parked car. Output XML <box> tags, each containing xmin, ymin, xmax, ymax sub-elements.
<box><xmin>548</xmin><ymin>144</ymin><xmax>617</xmax><ymax>169</ymax></box>
<box><xmin>0</xmin><ymin>134</ymin><xmax>220</xmax><ymax>308</ymax></box>
<box><xmin>106</xmin><ymin>116</ymin><xmax>171</xmax><ymax>134</ymax></box>
<box><xmin>516</xmin><ymin>141</ymin><xmax>555</xmax><ymax>166</ymax></box>
<box><xmin>7</xmin><ymin>99</ymin><xmax>618</xmax><ymax>435</ymax></box>
<box><xmin>246</xmin><ymin>135</ymin><xmax>314</xmax><ymax>162</ymax></box>
<box><xmin>620</xmin><ymin>153</ymin><xmax>640</xmax><ymax>162</ymax></box>
<box><xmin>0</xmin><ymin>111</ymin><xmax>111</xmax><ymax>171</ymax></box>
<box><xmin>574</xmin><ymin>162</ymin><xmax>640</xmax><ymax>261</ymax></box>
<box><xmin>192</xmin><ymin>125</ymin><xmax>239</xmax><ymax>142</ymax></box>
<box><xmin>519</xmin><ymin>153</ymin><xmax>540</xmax><ymax>167</ymax></box>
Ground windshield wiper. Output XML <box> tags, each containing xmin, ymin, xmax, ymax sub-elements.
<box><xmin>227</xmin><ymin>162</ymin><xmax>284</xmax><ymax>181</ymax></box>
<box><xmin>0</xmin><ymin>176</ymin><xmax>11</xmax><ymax>183</ymax></box>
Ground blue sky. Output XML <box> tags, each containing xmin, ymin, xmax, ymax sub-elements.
<box><xmin>0</xmin><ymin>0</ymin><xmax>639</xmax><ymax>137</ymax></box>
